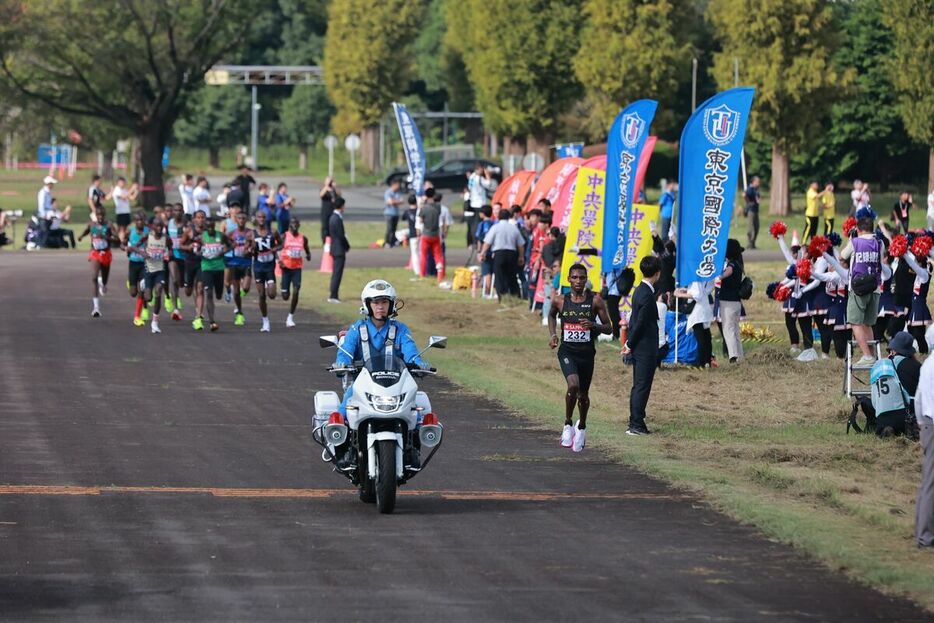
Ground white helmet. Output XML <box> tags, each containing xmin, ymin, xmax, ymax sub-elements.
<box><xmin>360</xmin><ymin>279</ymin><xmax>397</xmax><ymax>317</ymax></box>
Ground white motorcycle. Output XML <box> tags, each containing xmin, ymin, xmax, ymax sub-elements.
<box><xmin>312</xmin><ymin>334</ymin><xmax>447</xmax><ymax>514</ymax></box>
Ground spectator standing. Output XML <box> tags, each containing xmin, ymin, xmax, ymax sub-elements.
<box><xmin>232</xmin><ymin>166</ymin><xmax>256</xmax><ymax>216</ymax></box>
<box><xmin>319</xmin><ymin>176</ymin><xmax>341</xmax><ymax>244</ymax></box>
<box><xmin>215</xmin><ymin>184</ymin><xmax>230</xmax><ymax>217</ymax></box>
<box><xmin>112</xmin><ymin>176</ymin><xmax>136</xmax><ymax>242</ymax></box>
<box><xmin>404</xmin><ymin>195</ymin><xmax>420</xmax><ymax>276</ymax></box>
<box><xmin>744</xmin><ymin>176</ymin><xmax>761</xmax><ymax>249</ymax></box>
<box><xmin>192</xmin><ymin>177</ymin><xmax>212</xmax><ymax>216</ymax></box>
<box><xmin>841</xmin><ymin>209</ymin><xmax>886</xmax><ymax>365</ymax></box>
<box><xmin>275</xmin><ymin>183</ymin><xmax>295</xmax><ymax>235</ymax></box>
<box><xmin>225</xmin><ymin>182</ymin><xmax>244</xmax><ymax>215</ymax></box>
<box><xmin>255</xmin><ymin>183</ymin><xmax>273</xmax><ymax>223</ymax></box>
<box><xmin>36</xmin><ymin>175</ymin><xmax>57</xmax><ymax>248</ymax></box>
<box><xmin>659</xmin><ymin>181</ymin><xmax>677</xmax><ymax>242</ymax></box>
<box><xmin>892</xmin><ymin>192</ymin><xmax>912</xmax><ymax>234</ymax></box>
<box><xmin>418</xmin><ymin>189</ymin><xmax>445</xmax><ymax>284</ymax></box>
<box><xmin>850</xmin><ymin>180</ymin><xmax>863</xmax><ymax>216</ymax></box>
<box><xmin>327</xmin><ymin>197</ymin><xmax>349</xmax><ymax>303</ymax></box>
<box><xmin>383</xmin><ymin>180</ymin><xmax>403</xmax><ymax>248</ymax></box>
<box><xmin>178</xmin><ymin>174</ymin><xmax>195</xmax><ymax>216</ymax></box>
<box><xmin>675</xmin><ymin>279</ymin><xmax>716</xmax><ymax>367</ymax></box>
<box><xmin>927</xmin><ymin>187</ymin><xmax>934</xmax><ymax>231</ymax></box>
<box><xmin>479</xmin><ymin>208</ymin><xmax>525</xmax><ymax>300</ymax></box>
<box><xmin>718</xmin><ymin>239</ymin><xmax>745</xmax><ymax>362</ymax></box>
<box><xmin>914</xmin><ymin>329</ymin><xmax>934</xmax><ymax>548</ymax></box>
<box><xmin>87</xmin><ymin>175</ymin><xmax>109</xmax><ymax>219</ymax></box>
<box><xmin>622</xmin><ymin>255</ymin><xmax>662</xmax><ymax>435</ymax></box>
<box><xmin>822</xmin><ymin>183</ymin><xmax>836</xmax><ymax>235</ymax></box>
<box><xmin>474</xmin><ymin>205</ymin><xmax>495</xmax><ymax>297</ymax></box>
<box><xmin>803</xmin><ymin>182</ymin><xmax>832</xmax><ymax>243</ymax></box>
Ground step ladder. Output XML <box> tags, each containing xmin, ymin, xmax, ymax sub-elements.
<box><xmin>843</xmin><ymin>339</ymin><xmax>883</xmax><ymax>397</ymax></box>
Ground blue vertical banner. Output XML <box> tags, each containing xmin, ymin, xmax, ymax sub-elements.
<box><xmin>676</xmin><ymin>87</ymin><xmax>755</xmax><ymax>286</ymax></box>
<box><xmin>602</xmin><ymin>99</ymin><xmax>658</xmax><ymax>273</ymax></box>
<box><xmin>392</xmin><ymin>102</ymin><xmax>427</xmax><ymax>197</ymax></box>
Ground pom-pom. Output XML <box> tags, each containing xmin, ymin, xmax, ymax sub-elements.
<box><xmin>827</xmin><ymin>231</ymin><xmax>842</xmax><ymax>247</ymax></box>
<box><xmin>785</xmin><ymin>264</ymin><xmax>797</xmax><ymax>280</ymax></box>
<box><xmin>796</xmin><ymin>258</ymin><xmax>812</xmax><ymax>282</ymax></box>
<box><xmin>912</xmin><ymin>234</ymin><xmax>933</xmax><ymax>259</ymax></box>
<box><xmin>769</xmin><ymin>221</ymin><xmax>787</xmax><ymax>238</ymax></box>
<box><xmin>765</xmin><ymin>281</ymin><xmax>779</xmax><ymax>300</ymax></box>
<box><xmin>856</xmin><ymin>206</ymin><xmax>877</xmax><ymax>221</ymax></box>
<box><xmin>807</xmin><ymin>236</ymin><xmax>831</xmax><ymax>259</ymax></box>
<box><xmin>889</xmin><ymin>234</ymin><xmax>908</xmax><ymax>258</ymax></box>
<box><xmin>842</xmin><ymin>216</ymin><xmax>858</xmax><ymax>236</ymax></box>
<box><xmin>774</xmin><ymin>284</ymin><xmax>792</xmax><ymax>302</ymax></box>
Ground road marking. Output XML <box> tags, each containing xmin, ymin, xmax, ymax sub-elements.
<box><xmin>0</xmin><ymin>484</ymin><xmax>684</xmax><ymax>502</ymax></box>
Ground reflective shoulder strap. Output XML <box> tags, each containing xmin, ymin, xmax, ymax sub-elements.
<box><xmin>385</xmin><ymin>324</ymin><xmax>398</xmax><ymax>368</ymax></box>
<box><xmin>359</xmin><ymin>323</ymin><xmax>372</xmax><ymax>363</ymax></box>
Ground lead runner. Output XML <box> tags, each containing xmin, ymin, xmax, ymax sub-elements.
<box><xmin>548</xmin><ymin>263</ymin><xmax>611</xmax><ymax>452</ymax></box>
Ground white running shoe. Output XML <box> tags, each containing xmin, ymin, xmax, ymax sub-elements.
<box><xmin>855</xmin><ymin>354</ymin><xmax>876</xmax><ymax>367</ymax></box>
<box><xmin>820</xmin><ymin>352</ymin><xmax>830</xmax><ymax>360</ymax></box>
<box><xmin>286</xmin><ymin>314</ymin><xmax>296</xmax><ymax>328</ymax></box>
<box><xmin>151</xmin><ymin>320</ymin><xmax>161</xmax><ymax>334</ymax></box>
<box><xmin>260</xmin><ymin>318</ymin><xmax>270</xmax><ymax>333</ymax></box>
<box><xmin>326</xmin><ymin>298</ymin><xmax>341</xmax><ymax>304</ymax></box>
<box><xmin>560</xmin><ymin>424</ymin><xmax>574</xmax><ymax>448</ymax></box>
<box><xmin>572</xmin><ymin>422</ymin><xmax>587</xmax><ymax>453</ymax></box>
<box><xmin>796</xmin><ymin>347</ymin><xmax>818</xmax><ymax>362</ymax></box>
<box><xmin>789</xmin><ymin>346</ymin><xmax>801</xmax><ymax>355</ymax></box>
<box><xmin>91</xmin><ymin>309</ymin><xmax>101</xmax><ymax>318</ymax></box>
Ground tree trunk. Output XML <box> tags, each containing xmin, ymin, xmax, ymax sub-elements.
<box><xmin>769</xmin><ymin>144</ymin><xmax>790</xmax><ymax>216</ymax></box>
<box><xmin>138</xmin><ymin>127</ymin><xmax>166</xmax><ymax>210</ymax></box>
<box><xmin>526</xmin><ymin>131</ymin><xmax>554</xmax><ymax>167</ymax></box>
<box><xmin>928</xmin><ymin>146</ymin><xmax>934</xmax><ymax>194</ymax></box>
<box><xmin>299</xmin><ymin>145</ymin><xmax>308</xmax><ymax>171</ymax></box>
<box><xmin>208</xmin><ymin>146</ymin><xmax>220</xmax><ymax>169</ymax></box>
<box><xmin>360</xmin><ymin>124</ymin><xmax>379</xmax><ymax>172</ymax></box>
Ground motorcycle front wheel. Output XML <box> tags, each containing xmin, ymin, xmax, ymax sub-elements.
<box><xmin>358</xmin><ymin>459</ymin><xmax>375</xmax><ymax>504</ymax></box>
<box><xmin>376</xmin><ymin>439</ymin><xmax>397</xmax><ymax>514</ymax></box>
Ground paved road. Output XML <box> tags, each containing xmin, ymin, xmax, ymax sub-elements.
<box><xmin>0</xmin><ymin>253</ymin><xmax>926</xmax><ymax>622</ymax></box>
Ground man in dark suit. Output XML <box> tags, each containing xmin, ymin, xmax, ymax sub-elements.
<box><xmin>622</xmin><ymin>255</ymin><xmax>662</xmax><ymax>435</ymax></box>
<box><xmin>327</xmin><ymin>197</ymin><xmax>349</xmax><ymax>303</ymax></box>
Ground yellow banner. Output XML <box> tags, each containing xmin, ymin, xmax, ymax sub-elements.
<box><xmin>618</xmin><ymin>203</ymin><xmax>660</xmax><ymax>316</ymax></box>
<box><xmin>561</xmin><ymin>167</ymin><xmax>605</xmax><ymax>287</ymax></box>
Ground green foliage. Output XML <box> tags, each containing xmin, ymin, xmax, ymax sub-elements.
<box><xmin>572</xmin><ymin>0</ymin><xmax>693</xmax><ymax>136</ymax></box>
<box><xmin>881</xmin><ymin>0</ymin><xmax>934</xmax><ymax>147</ymax></box>
<box><xmin>457</xmin><ymin>0</ymin><xmax>583</xmax><ymax>139</ymax></box>
<box><xmin>174</xmin><ymin>87</ymin><xmax>251</xmax><ymax>149</ymax></box>
<box><xmin>708</xmin><ymin>0</ymin><xmax>849</xmax><ymax>152</ymax></box>
<box><xmin>279</xmin><ymin>87</ymin><xmax>334</xmax><ymax>145</ymax></box>
<box><xmin>323</xmin><ymin>0</ymin><xmax>427</xmax><ymax>133</ymax></box>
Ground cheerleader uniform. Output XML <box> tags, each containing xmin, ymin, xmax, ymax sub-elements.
<box><xmin>903</xmin><ymin>251</ymin><xmax>932</xmax><ymax>353</ymax></box>
<box><xmin>822</xmin><ymin>252</ymin><xmax>851</xmax><ymax>359</ymax></box>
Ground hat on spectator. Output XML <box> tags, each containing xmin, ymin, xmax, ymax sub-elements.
<box><xmin>43</xmin><ymin>176</ymin><xmax>58</xmax><ymax>185</ymax></box>
<box><xmin>887</xmin><ymin>331</ymin><xmax>916</xmax><ymax>357</ymax></box>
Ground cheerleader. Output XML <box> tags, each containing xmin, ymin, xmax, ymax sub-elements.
<box><xmin>808</xmin><ymin>236</ymin><xmax>834</xmax><ymax>358</ymax></box>
<box><xmin>821</xmin><ymin>246</ymin><xmax>851</xmax><ymax>359</ymax></box>
<box><xmin>903</xmin><ymin>240</ymin><xmax>933</xmax><ymax>353</ymax></box>
<box><xmin>776</xmin><ymin>227</ymin><xmax>804</xmax><ymax>353</ymax></box>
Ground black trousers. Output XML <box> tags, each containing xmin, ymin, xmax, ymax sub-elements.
<box><xmin>693</xmin><ymin>324</ymin><xmax>712</xmax><ymax>366</ymax></box>
<box><xmin>629</xmin><ymin>352</ymin><xmax>657</xmax><ymax>431</ymax></box>
<box><xmin>384</xmin><ymin>216</ymin><xmax>399</xmax><ymax>247</ymax></box>
<box><xmin>492</xmin><ymin>250</ymin><xmax>520</xmax><ymax>297</ymax></box>
<box><xmin>320</xmin><ymin>204</ymin><xmax>334</xmax><ymax>244</ymax></box>
<box><xmin>803</xmin><ymin>215</ymin><xmax>819</xmax><ymax>242</ymax></box>
<box><xmin>606</xmin><ymin>294</ymin><xmax>622</xmax><ymax>340</ymax></box>
<box><xmin>329</xmin><ymin>254</ymin><xmax>346</xmax><ymax>300</ymax></box>
<box><xmin>465</xmin><ymin>213</ymin><xmax>478</xmax><ymax>247</ymax></box>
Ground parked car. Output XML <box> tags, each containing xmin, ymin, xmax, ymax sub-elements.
<box><xmin>385</xmin><ymin>159</ymin><xmax>502</xmax><ymax>192</ymax></box>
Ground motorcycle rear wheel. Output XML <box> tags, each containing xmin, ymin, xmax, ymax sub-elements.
<box><xmin>376</xmin><ymin>439</ymin><xmax>397</xmax><ymax>514</ymax></box>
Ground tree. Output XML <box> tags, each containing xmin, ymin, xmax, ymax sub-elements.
<box><xmin>174</xmin><ymin>86</ymin><xmax>251</xmax><ymax>168</ymax></box>
<box><xmin>572</xmin><ymin>0</ymin><xmax>693</xmax><ymax>136</ymax></box>
<box><xmin>323</xmin><ymin>0</ymin><xmax>426</xmax><ymax>170</ymax></box>
<box><xmin>455</xmin><ymin>0</ymin><xmax>583</xmax><ymax>157</ymax></box>
<box><xmin>882</xmin><ymin>0</ymin><xmax>934</xmax><ymax>192</ymax></box>
<box><xmin>280</xmin><ymin>87</ymin><xmax>334</xmax><ymax>167</ymax></box>
<box><xmin>708</xmin><ymin>0</ymin><xmax>849</xmax><ymax>215</ymax></box>
<box><xmin>0</xmin><ymin>0</ymin><xmax>261</xmax><ymax>208</ymax></box>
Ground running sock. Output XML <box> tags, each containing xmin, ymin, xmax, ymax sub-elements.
<box><xmin>134</xmin><ymin>297</ymin><xmax>144</xmax><ymax>318</ymax></box>
<box><xmin>92</xmin><ymin>297</ymin><xmax>100</xmax><ymax>310</ymax></box>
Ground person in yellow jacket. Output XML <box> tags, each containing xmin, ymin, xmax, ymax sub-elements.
<box><xmin>822</xmin><ymin>183</ymin><xmax>836</xmax><ymax>235</ymax></box>
<box><xmin>804</xmin><ymin>181</ymin><xmax>833</xmax><ymax>243</ymax></box>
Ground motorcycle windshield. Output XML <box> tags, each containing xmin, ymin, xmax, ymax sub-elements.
<box><xmin>364</xmin><ymin>356</ymin><xmax>406</xmax><ymax>389</ymax></box>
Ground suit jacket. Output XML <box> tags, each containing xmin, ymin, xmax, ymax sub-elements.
<box><xmin>328</xmin><ymin>212</ymin><xmax>350</xmax><ymax>257</ymax></box>
<box><xmin>626</xmin><ymin>282</ymin><xmax>659</xmax><ymax>356</ymax></box>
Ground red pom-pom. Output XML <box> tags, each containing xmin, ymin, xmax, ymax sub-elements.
<box><xmin>796</xmin><ymin>258</ymin><xmax>812</xmax><ymax>282</ymax></box>
<box><xmin>774</xmin><ymin>284</ymin><xmax>792</xmax><ymax>302</ymax></box>
<box><xmin>807</xmin><ymin>236</ymin><xmax>831</xmax><ymax>259</ymax></box>
<box><xmin>842</xmin><ymin>216</ymin><xmax>858</xmax><ymax>236</ymax></box>
<box><xmin>889</xmin><ymin>234</ymin><xmax>908</xmax><ymax>258</ymax></box>
<box><xmin>769</xmin><ymin>221</ymin><xmax>787</xmax><ymax>238</ymax></box>
<box><xmin>912</xmin><ymin>235</ymin><xmax>933</xmax><ymax>258</ymax></box>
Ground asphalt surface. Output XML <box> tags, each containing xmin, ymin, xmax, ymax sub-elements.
<box><xmin>0</xmin><ymin>252</ymin><xmax>929</xmax><ymax>622</ymax></box>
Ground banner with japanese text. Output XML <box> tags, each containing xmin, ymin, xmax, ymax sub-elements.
<box><xmin>602</xmin><ymin>99</ymin><xmax>658</xmax><ymax>273</ymax></box>
<box><xmin>675</xmin><ymin>87</ymin><xmax>754</xmax><ymax>285</ymax></box>
<box><xmin>560</xmin><ymin>167</ymin><xmax>605</xmax><ymax>288</ymax></box>
<box><xmin>391</xmin><ymin>102</ymin><xmax>426</xmax><ymax>197</ymax></box>
<box><xmin>618</xmin><ymin>203</ymin><xmax>661</xmax><ymax>317</ymax></box>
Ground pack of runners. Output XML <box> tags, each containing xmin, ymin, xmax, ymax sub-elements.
<box><xmin>82</xmin><ymin>204</ymin><xmax>311</xmax><ymax>334</ymax></box>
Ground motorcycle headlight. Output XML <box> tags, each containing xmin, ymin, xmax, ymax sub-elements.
<box><xmin>365</xmin><ymin>393</ymin><xmax>402</xmax><ymax>413</ymax></box>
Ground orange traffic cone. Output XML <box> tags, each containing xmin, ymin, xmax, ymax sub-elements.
<box><xmin>319</xmin><ymin>236</ymin><xmax>333</xmax><ymax>273</ymax></box>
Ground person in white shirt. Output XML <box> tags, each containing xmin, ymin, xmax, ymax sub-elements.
<box><xmin>216</xmin><ymin>184</ymin><xmax>230</xmax><ymax>217</ymax></box>
<box><xmin>178</xmin><ymin>174</ymin><xmax>195</xmax><ymax>216</ymax></box>
<box><xmin>36</xmin><ymin>175</ymin><xmax>57</xmax><ymax>248</ymax></box>
<box><xmin>914</xmin><ymin>326</ymin><xmax>934</xmax><ymax>548</ymax></box>
<box><xmin>674</xmin><ymin>280</ymin><xmax>715</xmax><ymax>367</ymax></box>
<box><xmin>192</xmin><ymin>176</ymin><xmax>212</xmax><ymax>216</ymax></box>
<box><xmin>111</xmin><ymin>176</ymin><xmax>136</xmax><ymax>242</ymax></box>
<box><xmin>927</xmin><ymin>189</ymin><xmax>934</xmax><ymax>231</ymax></box>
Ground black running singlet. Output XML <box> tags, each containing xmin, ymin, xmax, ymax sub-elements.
<box><xmin>558</xmin><ymin>291</ymin><xmax>596</xmax><ymax>356</ymax></box>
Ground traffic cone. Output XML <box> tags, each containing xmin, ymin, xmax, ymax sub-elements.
<box><xmin>319</xmin><ymin>236</ymin><xmax>333</xmax><ymax>273</ymax></box>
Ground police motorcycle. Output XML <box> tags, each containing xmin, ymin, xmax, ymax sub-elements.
<box><xmin>312</xmin><ymin>281</ymin><xmax>446</xmax><ymax>514</ymax></box>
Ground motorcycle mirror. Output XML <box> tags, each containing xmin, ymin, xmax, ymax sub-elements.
<box><xmin>428</xmin><ymin>336</ymin><xmax>447</xmax><ymax>349</ymax></box>
<box><xmin>319</xmin><ymin>335</ymin><xmax>339</xmax><ymax>349</ymax></box>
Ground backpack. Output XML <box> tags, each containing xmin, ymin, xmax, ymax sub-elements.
<box><xmin>865</xmin><ymin>357</ymin><xmax>913</xmax><ymax>437</ymax></box>
<box><xmin>738</xmin><ymin>276</ymin><xmax>754</xmax><ymax>300</ymax></box>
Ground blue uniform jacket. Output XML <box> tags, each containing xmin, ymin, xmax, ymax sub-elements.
<box><xmin>335</xmin><ymin>318</ymin><xmax>425</xmax><ymax>367</ymax></box>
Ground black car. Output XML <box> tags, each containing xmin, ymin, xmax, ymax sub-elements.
<box><xmin>385</xmin><ymin>158</ymin><xmax>502</xmax><ymax>192</ymax></box>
